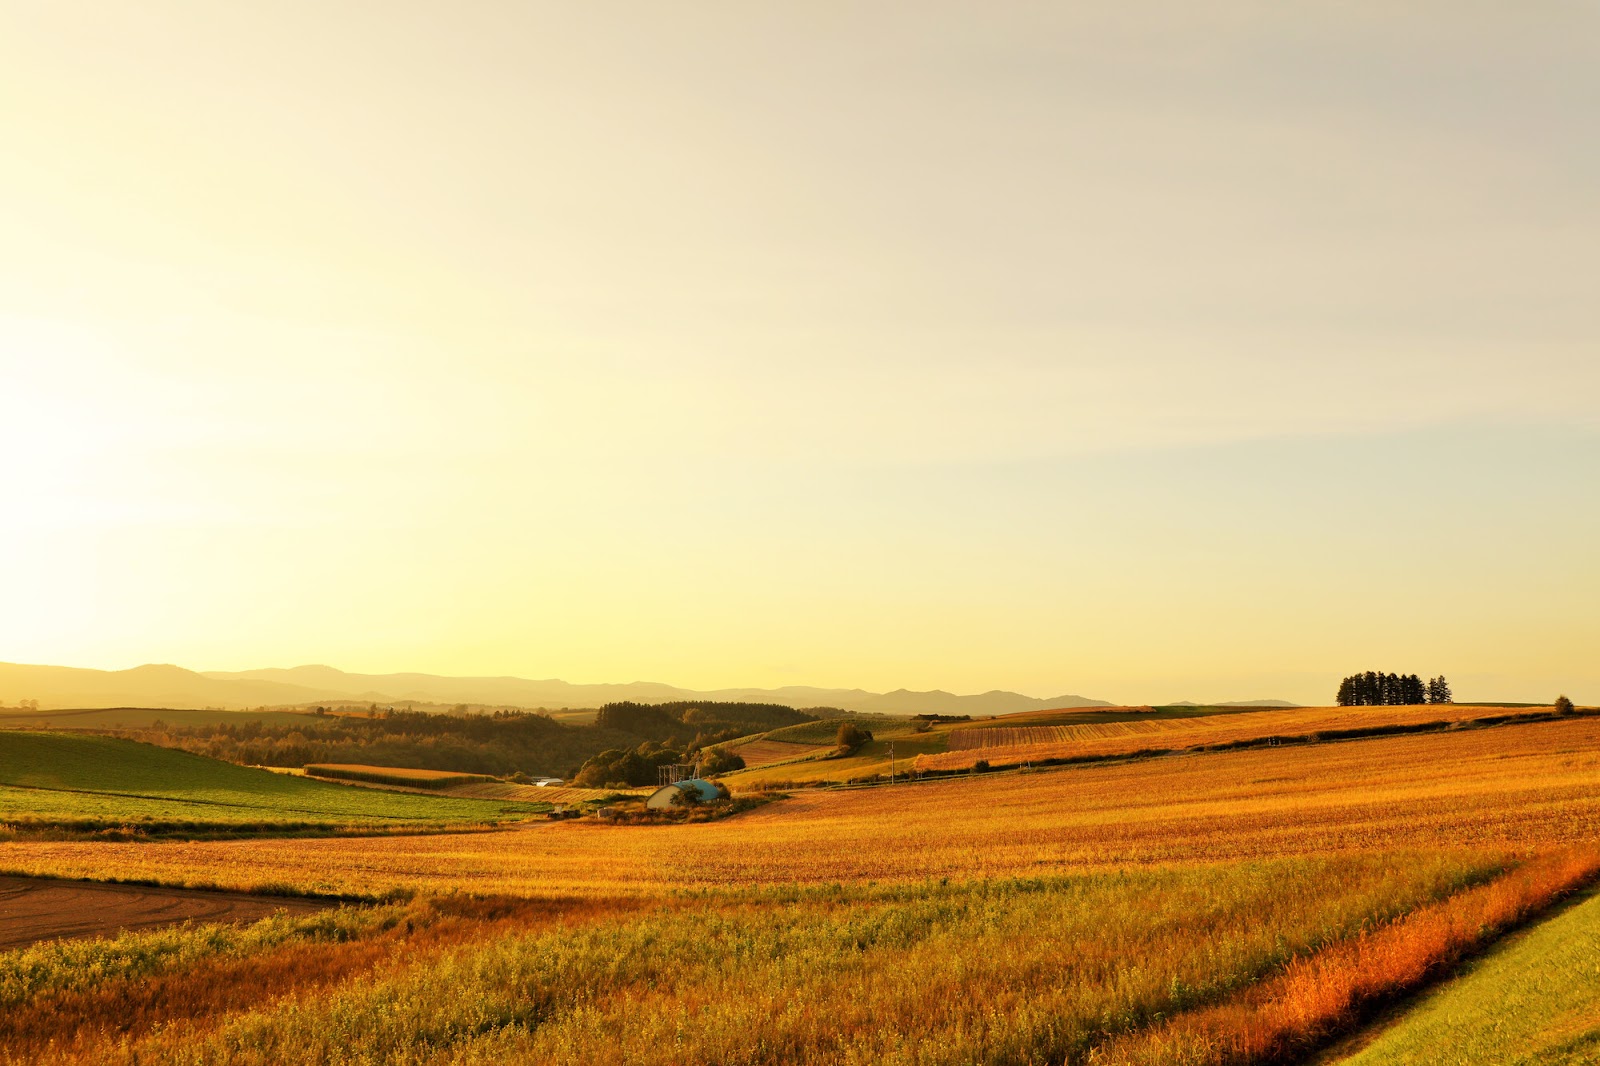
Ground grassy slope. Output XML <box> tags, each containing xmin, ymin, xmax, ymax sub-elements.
<box><xmin>1335</xmin><ymin>887</ymin><xmax>1600</xmax><ymax>1066</ymax></box>
<box><xmin>0</xmin><ymin>732</ymin><xmax>545</xmax><ymax>827</ymax></box>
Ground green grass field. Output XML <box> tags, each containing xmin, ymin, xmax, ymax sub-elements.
<box><xmin>0</xmin><ymin>732</ymin><xmax>547</xmax><ymax>834</ymax></box>
<box><xmin>1335</xmin><ymin>888</ymin><xmax>1600</xmax><ymax>1066</ymax></box>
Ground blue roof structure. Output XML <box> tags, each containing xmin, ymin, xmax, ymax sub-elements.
<box><xmin>645</xmin><ymin>777</ymin><xmax>722</xmax><ymax>808</ymax></box>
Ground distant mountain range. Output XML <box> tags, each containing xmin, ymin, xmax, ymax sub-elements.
<box><xmin>0</xmin><ymin>661</ymin><xmax>1114</xmax><ymax>717</ymax></box>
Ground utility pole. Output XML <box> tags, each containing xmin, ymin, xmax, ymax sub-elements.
<box><xmin>888</xmin><ymin>740</ymin><xmax>895</xmax><ymax>784</ymax></box>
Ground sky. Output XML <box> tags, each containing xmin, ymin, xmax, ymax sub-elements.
<box><xmin>2</xmin><ymin>2</ymin><xmax>1596</xmax><ymax>704</ymax></box>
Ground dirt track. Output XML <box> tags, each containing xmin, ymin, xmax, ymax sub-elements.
<box><xmin>0</xmin><ymin>875</ymin><xmax>331</xmax><ymax>951</ymax></box>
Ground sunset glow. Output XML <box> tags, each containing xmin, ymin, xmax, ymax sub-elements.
<box><xmin>2</xmin><ymin>4</ymin><xmax>1596</xmax><ymax>703</ymax></box>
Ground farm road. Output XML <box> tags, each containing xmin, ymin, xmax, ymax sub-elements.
<box><xmin>0</xmin><ymin>875</ymin><xmax>330</xmax><ymax>951</ymax></box>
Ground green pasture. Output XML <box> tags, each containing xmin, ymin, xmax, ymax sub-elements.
<box><xmin>1337</xmin><ymin>888</ymin><xmax>1600</xmax><ymax>1066</ymax></box>
<box><xmin>0</xmin><ymin>732</ymin><xmax>546</xmax><ymax>833</ymax></box>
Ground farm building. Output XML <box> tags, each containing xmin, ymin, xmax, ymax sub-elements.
<box><xmin>645</xmin><ymin>778</ymin><xmax>722</xmax><ymax>810</ymax></box>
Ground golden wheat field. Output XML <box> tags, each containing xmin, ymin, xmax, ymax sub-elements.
<box><xmin>925</xmin><ymin>704</ymin><xmax>1557</xmax><ymax>769</ymax></box>
<box><xmin>4</xmin><ymin>716</ymin><xmax>1599</xmax><ymax>899</ymax></box>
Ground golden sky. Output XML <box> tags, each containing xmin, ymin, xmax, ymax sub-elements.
<box><xmin>2</xmin><ymin>3</ymin><xmax>1597</xmax><ymax>703</ymax></box>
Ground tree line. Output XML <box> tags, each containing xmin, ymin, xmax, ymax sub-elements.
<box><xmin>572</xmin><ymin>740</ymin><xmax>746</xmax><ymax>788</ymax></box>
<box><xmin>1335</xmin><ymin>672</ymin><xmax>1452</xmax><ymax>706</ymax></box>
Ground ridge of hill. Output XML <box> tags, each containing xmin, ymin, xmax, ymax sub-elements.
<box><xmin>0</xmin><ymin>661</ymin><xmax>1110</xmax><ymax>716</ymax></box>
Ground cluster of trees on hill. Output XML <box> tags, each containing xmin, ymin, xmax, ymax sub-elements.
<box><xmin>834</xmin><ymin>722</ymin><xmax>874</xmax><ymax>754</ymax></box>
<box><xmin>111</xmin><ymin>701</ymin><xmax>823</xmax><ymax>780</ymax></box>
<box><xmin>571</xmin><ymin>740</ymin><xmax>746</xmax><ymax>788</ymax></box>
<box><xmin>593</xmin><ymin>701</ymin><xmax>816</xmax><ymax>744</ymax></box>
<box><xmin>1336</xmin><ymin>672</ymin><xmax>1452</xmax><ymax>706</ymax></box>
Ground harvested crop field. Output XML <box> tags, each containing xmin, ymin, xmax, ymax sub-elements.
<box><xmin>0</xmin><ymin>875</ymin><xmax>329</xmax><ymax>951</ymax></box>
<box><xmin>441</xmin><ymin>782</ymin><xmax>636</xmax><ymax>805</ymax></box>
<box><xmin>930</xmin><ymin>704</ymin><xmax>1570</xmax><ymax>768</ymax></box>
<box><xmin>304</xmin><ymin>764</ymin><xmax>493</xmax><ymax>789</ymax></box>
<box><xmin>729</xmin><ymin>738</ymin><xmax>833</xmax><ymax>768</ymax></box>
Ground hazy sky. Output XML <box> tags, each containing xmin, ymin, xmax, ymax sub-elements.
<box><xmin>3</xmin><ymin>3</ymin><xmax>1596</xmax><ymax>703</ymax></box>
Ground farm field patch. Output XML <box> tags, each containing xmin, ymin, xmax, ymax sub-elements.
<box><xmin>964</xmin><ymin>704</ymin><xmax>1256</xmax><ymax>728</ymax></box>
<box><xmin>439</xmin><ymin>782</ymin><xmax>635</xmax><ymax>805</ymax></box>
<box><xmin>924</xmin><ymin>703</ymin><xmax>1572</xmax><ymax>769</ymax></box>
<box><xmin>728</xmin><ymin>724</ymin><xmax>950</xmax><ymax>786</ymax></box>
<box><xmin>303</xmin><ymin>763</ymin><xmax>494</xmax><ymax>789</ymax></box>
<box><xmin>0</xmin><ymin>875</ymin><xmax>329</xmax><ymax>952</ymax></box>
<box><xmin>0</xmin><ymin>732</ymin><xmax>547</xmax><ymax>835</ymax></box>
<box><xmin>263</xmin><ymin>770</ymin><xmax>636</xmax><ymax>807</ymax></box>
<box><xmin>724</xmin><ymin>738</ymin><xmax>833</xmax><ymax>768</ymax></box>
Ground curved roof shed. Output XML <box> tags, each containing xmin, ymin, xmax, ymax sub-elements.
<box><xmin>645</xmin><ymin>778</ymin><xmax>722</xmax><ymax>809</ymax></box>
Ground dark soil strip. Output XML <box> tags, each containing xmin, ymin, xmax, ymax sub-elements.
<box><xmin>0</xmin><ymin>874</ymin><xmax>330</xmax><ymax>951</ymax></box>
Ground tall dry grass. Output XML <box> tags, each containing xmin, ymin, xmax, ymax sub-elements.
<box><xmin>1090</xmin><ymin>848</ymin><xmax>1600</xmax><ymax>1064</ymax></box>
<box><xmin>0</xmin><ymin>895</ymin><xmax>637</xmax><ymax>1062</ymax></box>
<box><xmin>4</xmin><ymin>852</ymin><xmax>1526</xmax><ymax>1066</ymax></box>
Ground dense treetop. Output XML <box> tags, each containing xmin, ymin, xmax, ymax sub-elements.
<box><xmin>1336</xmin><ymin>672</ymin><xmax>1451</xmax><ymax>707</ymax></box>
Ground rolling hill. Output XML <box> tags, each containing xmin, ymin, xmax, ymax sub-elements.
<box><xmin>0</xmin><ymin>732</ymin><xmax>548</xmax><ymax>834</ymax></box>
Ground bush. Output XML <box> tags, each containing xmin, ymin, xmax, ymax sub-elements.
<box><xmin>696</xmin><ymin>746</ymin><xmax>745</xmax><ymax>776</ymax></box>
<box><xmin>1555</xmin><ymin>695</ymin><xmax>1575</xmax><ymax>716</ymax></box>
<box><xmin>836</xmin><ymin>723</ymin><xmax>872</xmax><ymax>752</ymax></box>
<box><xmin>574</xmin><ymin>743</ymin><xmax>687</xmax><ymax>787</ymax></box>
<box><xmin>973</xmin><ymin>759</ymin><xmax>991</xmax><ymax>774</ymax></box>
